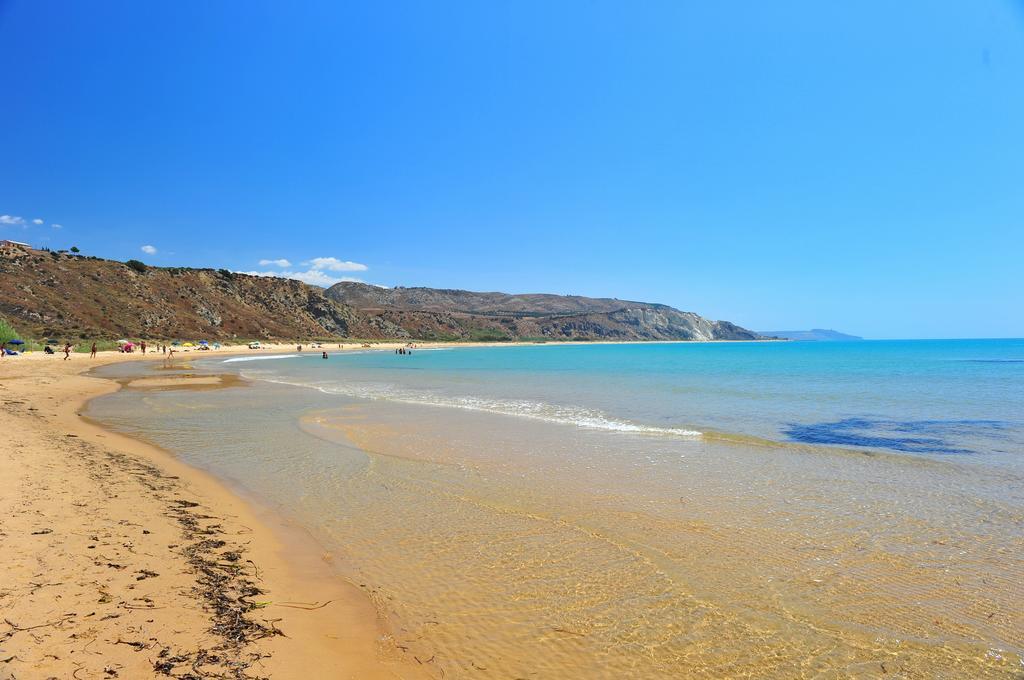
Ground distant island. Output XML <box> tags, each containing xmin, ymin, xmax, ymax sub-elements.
<box><xmin>758</xmin><ymin>329</ymin><xmax>863</xmax><ymax>341</ymax></box>
<box><xmin>0</xmin><ymin>243</ymin><xmax>758</xmax><ymax>343</ymax></box>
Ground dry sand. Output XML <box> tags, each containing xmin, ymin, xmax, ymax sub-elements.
<box><xmin>0</xmin><ymin>346</ymin><xmax>433</xmax><ymax>679</ymax></box>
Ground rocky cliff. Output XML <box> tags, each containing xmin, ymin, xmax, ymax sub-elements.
<box><xmin>327</xmin><ymin>282</ymin><xmax>759</xmax><ymax>342</ymax></box>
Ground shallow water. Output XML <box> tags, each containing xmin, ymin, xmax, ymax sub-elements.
<box><xmin>88</xmin><ymin>341</ymin><xmax>1024</xmax><ymax>677</ymax></box>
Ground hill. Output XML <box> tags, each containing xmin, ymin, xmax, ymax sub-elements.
<box><xmin>0</xmin><ymin>246</ymin><xmax>364</xmax><ymax>341</ymax></box>
<box><xmin>758</xmin><ymin>329</ymin><xmax>863</xmax><ymax>341</ymax></box>
<box><xmin>326</xmin><ymin>282</ymin><xmax>758</xmax><ymax>342</ymax></box>
<box><xmin>0</xmin><ymin>245</ymin><xmax>758</xmax><ymax>342</ymax></box>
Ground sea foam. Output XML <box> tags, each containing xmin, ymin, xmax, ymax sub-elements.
<box><xmin>241</xmin><ymin>371</ymin><xmax>701</xmax><ymax>437</ymax></box>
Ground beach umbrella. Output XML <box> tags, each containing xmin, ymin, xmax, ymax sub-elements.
<box><xmin>8</xmin><ymin>339</ymin><xmax>24</xmax><ymax>345</ymax></box>
<box><xmin>171</xmin><ymin>341</ymin><xmax>181</xmax><ymax>346</ymax></box>
<box><xmin>199</xmin><ymin>340</ymin><xmax>209</xmax><ymax>345</ymax></box>
<box><xmin>183</xmin><ymin>342</ymin><xmax>194</xmax><ymax>347</ymax></box>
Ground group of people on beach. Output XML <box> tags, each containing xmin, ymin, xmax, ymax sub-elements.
<box><xmin>0</xmin><ymin>338</ymin><xmax>188</xmax><ymax>361</ymax></box>
<box><xmin>2</xmin><ymin>341</ymin><xmax>74</xmax><ymax>359</ymax></box>
<box><xmin>2</xmin><ymin>339</ymin><xmax>419</xmax><ymax>361</ymax></box>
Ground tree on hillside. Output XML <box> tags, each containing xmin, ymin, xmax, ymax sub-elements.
<box><xmin>70</xmin><ymin>246</ymin><xmax>80</xmax><ymax>253</ymax></box>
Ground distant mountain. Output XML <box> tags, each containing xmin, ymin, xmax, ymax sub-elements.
<box><xmin>326</xmin><ymin>282</ymin><xmax>759</xmax><ymax>342</ymax></box>
<box><xmin>758</xmin><ymin>329</ymin><xmax>863</xmax><ymax>341</ymax></box>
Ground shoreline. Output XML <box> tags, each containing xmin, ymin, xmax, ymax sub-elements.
<box><xmin>0</xmin><ymin>347</ymin><xmax>432</xmax><ymax>679</ymax></box>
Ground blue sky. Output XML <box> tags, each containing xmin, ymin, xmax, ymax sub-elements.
<box><xmin>1</xmin><ymin>1</ymin><xmax>1022</xmax><ymax>338</ymax></box>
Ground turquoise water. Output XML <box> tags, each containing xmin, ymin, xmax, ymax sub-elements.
<box><xmin>228</xmin><ymin>339</ymin><xmax>1024</xmax><ymax>463</ymax></box>
<box><xmin>87</xmin><ymin>339</ymin><xmax>1024</xmax><ymax>677</ymax></box>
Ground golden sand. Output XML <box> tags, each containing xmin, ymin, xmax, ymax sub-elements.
<box><xmin>0</xmin><ymin>348</ymin><xmax>429</xmax><ymax>679</ymax></box>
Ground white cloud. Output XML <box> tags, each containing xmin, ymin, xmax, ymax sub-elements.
<box><xmin>237</xmin><ymin>255</ymin><xmax>369</xmax><ymax>287</ymax></box>
<box><xmin>51</xmin><ymin>223</ymin><xmax>63</xmax><ymax>229</ymax></box>
<box><xmin>304</xmin><ymin>257</ymin><xmax>368</xmax><ymax>272</ymax></box>
<box><xmin>0</xmin><ymin>215</ymin><xmax>26</xmax><ymax>225</ymax></box>
<box><xmin>141</xmin><ymin>244</ymin><xmax>157</xmax><ymax>254</ymax></box>
<box><xmin>238</xmin><ymin>269</ymin><xmax>363</xmax><ymax>288</ymax></box>
<box><xmin>32</xmin><ymin>218</ymin><xmax>44</xmax><ymax>225</ymax></box>
<box><xmin>289</xmin><ymin>270</ymin><xmax>360</xmax><ymax>286</ymax></box>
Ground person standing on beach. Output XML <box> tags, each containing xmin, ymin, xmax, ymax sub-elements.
<box><xmin>141</xmin><ymin>340</ymin><xmax>147</xmax><ymax>355</ymax></box>
<box><xmin>90</xmin><ymin>342</ymin><xmax>97</xmax><ymax>358</ymax></box>
<box><xmin>322</xmin><ymin>351</ymin><xmax>328</xmax><ymax>359</ymax></box>
<box><xmin>0</xmin><ymin>341</ymin><xmax>6</xmax><ymax>358</ymax></box>
<box><xmin>63</xmin><ymin>342</ymin><xmax>72</xmax><ymax>360</ymax></box>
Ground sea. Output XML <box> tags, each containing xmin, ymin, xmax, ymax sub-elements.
<box><xmin>87</xmin><ymin>339</ymin><xmax>1024</xmax><ymax>678</ymax></box>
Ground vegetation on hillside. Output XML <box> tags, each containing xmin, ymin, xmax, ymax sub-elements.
<box><xmin>0</xmin><ymin>316</ymin><xmax>21</xmax><ymax>344</ymax></box>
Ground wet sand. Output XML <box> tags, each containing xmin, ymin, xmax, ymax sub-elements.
<box><xmin>0</xmin><ymin>349</ymin><xmax>429</xmax><ymax>679</ymax></box>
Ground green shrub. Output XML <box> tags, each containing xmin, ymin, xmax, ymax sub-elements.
<box><xmin>468</xmin><ymin>328</ymin><xmax>513</xmax><ymax>342</ymax></box>
<box><xmin>0</xmin><ymin>316</ymin><xmax>21</xmax><ymax>344</ymax></box>
<box><xmin>126</xmin><ymin>259</ymin><xmax>148</xmax><ymax>273</ymax></box>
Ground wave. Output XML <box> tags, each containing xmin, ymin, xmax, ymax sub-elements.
<box><xmin>222</xmin><ymin>354</ymin><xmax>302</xmax><ymax>363</ymax></box>
<box><xmin>240</xmin><ymin>371</ymin><xmax>701</xmax><ymax>437</ymax></box>
<box><xmin>957</xmin><ymin>359</ymin><xmax>1024</xmax><ymax>364</ymax></box>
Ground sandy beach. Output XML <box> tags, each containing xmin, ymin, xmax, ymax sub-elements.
<box><xmin>0</xmin><ymin>345</ymin><xmax>433</xmax><ymax>679</ymax></box>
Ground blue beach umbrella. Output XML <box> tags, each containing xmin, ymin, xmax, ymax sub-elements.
<box><xmin>8</xmin><ymin>339</ymin><xmax>25</xmax><ymax>345</ymax></box>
